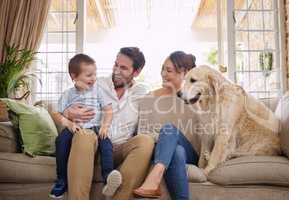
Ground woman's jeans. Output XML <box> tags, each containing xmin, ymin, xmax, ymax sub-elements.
<box><xmin>153</xmin><ymin>123</ymin><xmax>199</xmax><ymax>200</ymax></box>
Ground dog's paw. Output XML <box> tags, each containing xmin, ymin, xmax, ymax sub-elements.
<box><xmin>228</xmin><ymin>152</ymin><xmax>247</xmax><ymax>159</ymax></box>
<box><xmin>204</xmin><ymin>151</ymin><xmax>210</xmax><ymax>161</ymax></box>
<box><xmin>227</xmin><ymin>153</ymin><xmax>237</xmax><ymax>159</ymax></box>
<box><xmin>198</xmin><ymin>159</ymin><xmax>206</xmax><ymax>169</ymax></box>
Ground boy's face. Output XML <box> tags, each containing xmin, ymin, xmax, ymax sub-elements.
<box><xmin>72</xmin><ymin>63</ymin><xmax>96</xmax><ymax>89</ymax></box>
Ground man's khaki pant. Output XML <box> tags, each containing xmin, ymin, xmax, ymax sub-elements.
<box><xmin>67</xmin><ymin>129</ymin><xmax>154</xmax><ymax>200</ymax></box>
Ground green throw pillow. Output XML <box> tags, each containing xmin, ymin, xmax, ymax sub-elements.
<box><xmin>0</xmin><ymin>98</ymin><xmax>57</xmax><ymax>156</ymax></box>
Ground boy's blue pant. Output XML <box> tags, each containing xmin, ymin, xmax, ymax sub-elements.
<box><xmin>55</xmin><ymin>127</ymin><xmax>113</xmax><ymax>184</ymax></box>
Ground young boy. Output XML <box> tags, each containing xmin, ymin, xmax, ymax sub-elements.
<box><xmin>49</xmin><ymin>54</ymin><xmax>122</xmax><ymax>198</ymax></box>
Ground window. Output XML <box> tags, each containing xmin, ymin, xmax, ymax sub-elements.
<box><xmin>85</xmin><ymin>0</ymin><xmax>217</xmax><ymax>90</ymax></box>
<box><xmin>34</xmin><ymin>0</ymin><xmax>285</xmax><ymax>101</ymax></box>
<box><xmin>34</xmin><ymin>0</ymin><xmax>77</xmax><ymax>102</ymax></box>
<box><xmin>227</xmin><ymin>0</ymin><xmax>285</xmax><ymax>98</ymax></box>
<box><xmin>34</xmin><ymin>0</ymin><xmax>219</xmax><ymax>100</ymax></box>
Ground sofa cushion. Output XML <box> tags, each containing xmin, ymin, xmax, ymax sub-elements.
<box><xmin>0</xmin><ymin>122</ymin><xmax>18</xmax><ymax>153</ymax></box>
<box><xmin>208</xmin><ymin>156</ymin><xmax>289</xmax><ymax>186</ymax></box>
<box><xmin>34</xmin><ymin>100</ymin><xmax>65</xmax><ymax>133</ymax></box>
<box><xmin>1</xmin><ymin>98</ymin><xmax>58</xmax><ymax>156</ymax></box>
<box><xmin>138</xmin><ymin>95</ymin><xmax>201</xmax><ymax>153</ymax></box>
<box><xmin>0</xmin><ymin>153</ymin><xmax>56</xmax><ymax>183</ymax></box>
<box><xmin>186</xmin><ymin>182</ymin><xmax>289</xmax><ymax>200</ymax></box>
<box><xmin>275</xmin><ymin>92</ymin><xmax>289</xmax><ymax>158</ymax></box>
<box><xmin>0</xmin><ymin>153</ymin><xmax>103</xmax><ymax>183</ymax></box>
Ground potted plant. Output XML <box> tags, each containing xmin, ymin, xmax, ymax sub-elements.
<box><xmin>207</xmin><ymin>48</ymin><xmax>227</xmax><ymax>73</ymax></box>
<box><xmin>259</xmin><ymin>51</ymin><xmax>273</xmax><ymax>77</ymax></box>
<box><xmin>0</xmin><ymin>44</ymin><xmax>37</xmax><ymax>99</ymax></box>
<box><xmin>207</xmin><ymin>48</ymin><xmax>218</xmax><ymax>66</ymax></box>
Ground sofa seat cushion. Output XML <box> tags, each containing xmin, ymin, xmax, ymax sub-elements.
<box><xmin>186</xmin><ymin>182</ymin><xmax>289</xmax><ymax>200</ymax></box>
<box><xmin>0</xmin><ymin>153</ymin><xmax>103</xmax><ymax>183</ymax></box>
<box><xmin>208</xmin><ymin>156</ymin><xmax>289</xmax><ymax>186</ymax></box>
<box><xmin>0</xmin><ymin>153</ymin><xmax>56</xmax><ymax>183</ymax></box>
<box><xmin>0</xmin><ymin>122</ymin><xmax>18</xmax><ymax>153</ymax></box>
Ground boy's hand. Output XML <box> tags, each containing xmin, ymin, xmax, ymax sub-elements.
<box><xmin>68</xmin><ymin>123</ymin><xmax>81</xmax><ymax>134</ymax></box>
<box><xmin>99</xmin><ymin>127</ymin><xmax>109</xmax><ymax>139</ymax></box>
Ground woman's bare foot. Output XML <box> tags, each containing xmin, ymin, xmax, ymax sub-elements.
<box><xmin>137</xmin><ymin>163</ymin><xmax>165</xmax><ymax>190</ymax></box>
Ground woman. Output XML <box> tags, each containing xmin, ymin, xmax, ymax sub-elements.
<box><xmin>134</xmin><ymin>51</ymin><xmax>199</xmax><ymax>200</ymax></box>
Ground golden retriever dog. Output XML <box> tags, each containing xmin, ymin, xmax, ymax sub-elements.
<box><xmin>177</xmin><ymin>65</ymin><xmax>281</xmax><ymax>175</ymax></box>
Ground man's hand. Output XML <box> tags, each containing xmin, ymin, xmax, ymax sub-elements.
<box><xmin>63</xmin><ymin>103</ymin><xmax>95</xmax><ymax>123</ymax></box>
<box><xmin>99</xmin><ymin>127</ymin><xmax>109</xmax><ymax>140</ymax></box>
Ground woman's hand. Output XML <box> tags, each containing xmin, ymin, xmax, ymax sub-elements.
<box><xmin>63</xmin><ymin>103</ymin><xmax>95</xmax><ymax>124</ymax></box>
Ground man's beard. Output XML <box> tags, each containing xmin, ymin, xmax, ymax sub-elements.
<box><xmin>112</xmin><ymin>74</ymin><xmax>133</xmax><ymax>89</ymax></box>
<box><xmin>114</xmin><ymin>82</ymin><xmax>125</xmax><ymax>89</ymax></box>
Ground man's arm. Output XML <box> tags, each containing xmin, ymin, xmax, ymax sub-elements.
<box><xmin>62</xmin><ymin>104</ymin><xmax>95</xmax><ymax>123</ymax></box>
<box><xmin>51</xmin><ymin>112</ymin><xmax>80</xmax><ymax>133</ymax></box>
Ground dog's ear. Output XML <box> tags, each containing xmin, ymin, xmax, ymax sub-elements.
<box><xmin>207</xmin><ymin>73</ymin><xmax>218</xmax><ymax>94</ymax></box>
<box><xmin>207</xmin><ymin>72</ymin><xmax>222</xmax><ymax>105</ymax></box>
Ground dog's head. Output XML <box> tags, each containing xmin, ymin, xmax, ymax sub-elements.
<box><xmin>177</xmin><ymin>65</ymin><xmax>225</xmax><ymax>105</ymax></box>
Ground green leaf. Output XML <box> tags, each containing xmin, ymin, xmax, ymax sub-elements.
<box><xmin>0</xmin><ymin>44</ymin><xmax>36</xmax><ymax>98</ymax></box>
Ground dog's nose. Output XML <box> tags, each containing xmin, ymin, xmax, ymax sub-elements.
<box><xmin>177</xmin><ymin>91</ymin><xmax>183</xmax><ymax>98</ymax></box>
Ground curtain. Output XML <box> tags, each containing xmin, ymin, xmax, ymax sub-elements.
<box><xmin>88</xmin><ymin>0</ymin><xmax>115</xmax><ymax>28</ymax></box>
<box><xmin>0</xmin><ymin>0</ymin><xmax>51</xmax><ymax>63</ymax></box>
<box><xmin>102</xmin><ymin>0</ymin><xmax>115</xmax><ymax>27</ymax></box>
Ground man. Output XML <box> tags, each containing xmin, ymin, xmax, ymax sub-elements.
<box><xmin>63</xmin><ymin>47</ymin><xmax>154</xmax><ymax>200</ymax></box>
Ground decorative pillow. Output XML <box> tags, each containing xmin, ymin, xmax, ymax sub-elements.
<box><xmin>138</xmin><ymin>95</ymin><xmax>201</xmax><ymax>152</ymax></box>
<box><xmin>34</xmin><ymin>100</ymin><xmax>64</xmax><ymax>133</ymax></box>
<box><xmin>0</xmin><ymin>98</ymin><xmax>57</xmax><ymax>156</ymax></box>
<box><xmin>208</xmin><ymin>156</ymin><xmax>289</xmax><ymax>186</ymax></box>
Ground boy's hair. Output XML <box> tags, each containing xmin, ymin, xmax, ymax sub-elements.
<box><xmin>68</xmin><ymin>54</ymin><xmax>95</xmax><ymax>77</ymax></box>
<box><xmin>119</xmin><ymin>47</ymin><xmax>145</xmax><ymax>71</ymax></box>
